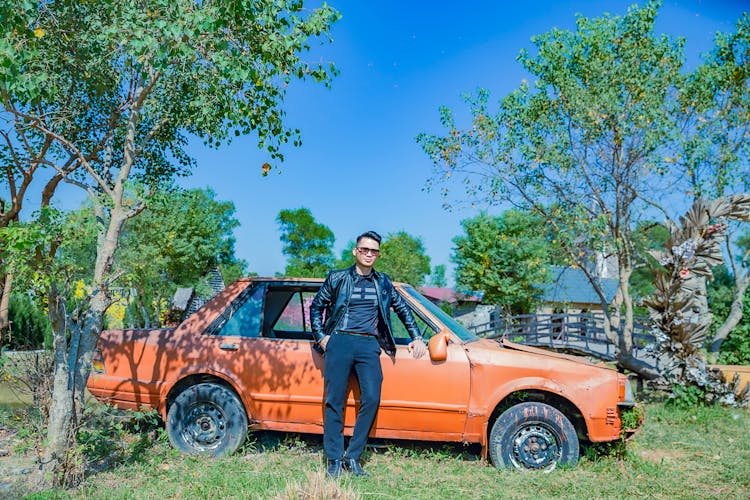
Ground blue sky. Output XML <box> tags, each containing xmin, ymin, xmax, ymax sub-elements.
<box><xmin>176</xmin><ymin>1</ymin><xmax>747</xmax><ymax>280</ymax></box>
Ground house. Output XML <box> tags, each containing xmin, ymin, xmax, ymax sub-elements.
<box><xmin>538</xmin><ymin>265</ymin><xmax>619</xmax><ymax>314</ymax></box>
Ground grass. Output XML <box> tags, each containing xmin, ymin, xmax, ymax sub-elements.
<box><xmin>3</xmin><ymin>401</ymin><xmax>749</xmax><ymax>499</ymax></box>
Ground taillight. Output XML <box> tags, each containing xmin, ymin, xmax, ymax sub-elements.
<box><xmin>92</xmin><ymin>349</ymin><xmax>105</xmax><ymax>374</ymax></box>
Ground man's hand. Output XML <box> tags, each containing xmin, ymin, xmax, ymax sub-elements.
<box><xmin>319</xmin><ymin>335</ymin><xmax>331</xmax><ymax>352</ymax></box>
<box><xmin>408</xmin><ymin>338</ymin><xmax>427</xmax><ymax>359</ymax></box>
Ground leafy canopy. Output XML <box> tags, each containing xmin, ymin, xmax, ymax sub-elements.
<box><xmin>452</xmin><ymin>211</ymin><xmax>550</xmax><ymax>315</ymax></box>
<box><xmin>0</xmin><ymin>0</ymin><xmax>341</xmax><ymax>187</ymax></box>
<box><xmin>277</xmin><ymin>207</ymin><xmax>335</xmax><ymax>278</ymax></box>
<box><xmin>418</xmin><ymin>1</ymin><xmax>684</xmax><ymax>277</ymax></box>
<box><xmin>377</xmin><ymin>231</ymin><xmax>431</xmax><ymax>286</ymax></box>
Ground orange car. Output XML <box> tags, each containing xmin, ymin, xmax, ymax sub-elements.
<box><xmin>88</xmin><ymin>278</ymin><xmax>641</xmax><ymax>471</ymax></box>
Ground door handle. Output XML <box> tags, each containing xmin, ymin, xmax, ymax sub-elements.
<box><xmin>219</xmin><ymin>343</ymin><xmax>239</xmax><ymax>351</ymax></box>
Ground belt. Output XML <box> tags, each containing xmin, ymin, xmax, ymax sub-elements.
<box><xmin>337</xmin><ymin>331</ymin><xmax>376</xmax><ymax>337</ymax></box>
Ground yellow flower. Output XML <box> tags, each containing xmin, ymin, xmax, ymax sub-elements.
<box><xmin>33</xmin><ymin>28</ymin><xmax>45</xmax><ymax>38</ymax></box>
<box><xmin>73</xmin><ymin>280</ymin><xmax>87</xmax><ymax>300</ymax></box>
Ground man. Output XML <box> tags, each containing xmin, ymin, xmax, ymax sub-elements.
<box><xmin>310</xmin><ymin>230</ymin><xmax>427</xmax><ymax>479</ymax></box>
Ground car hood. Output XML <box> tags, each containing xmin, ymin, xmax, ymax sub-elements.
<box><xmin>465</xmin><ymin>337</ymin><xmax>610</xmax><ymax>369</ymax></box>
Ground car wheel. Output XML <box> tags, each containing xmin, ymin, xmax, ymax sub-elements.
<box><xmin>166</xmin><ymin>382</ymin><xmax>248</xmax><ymax>456</ymax></box>
<box><xmin>489</xmin><ymin>402</ymin><xmax>579</xmax><ymax>472</ymax></box>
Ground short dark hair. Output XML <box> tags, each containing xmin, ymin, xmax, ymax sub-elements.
<box><xmin>356</xmin><ymin>230</ymin><xmax>382</xmax><ymax>245</ymax></box>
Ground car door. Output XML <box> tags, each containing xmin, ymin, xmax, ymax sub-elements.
<box><xmin>200</xmin><ymin>282</ymin><xmax>325</xmax><ymax>431</ymax></box>
<box><xmin>252</xmin><ymin>285</ymin><xmax>326</xmax><ymax>427</ymax></box>
<box><xmin>375</xmin><ymin>293</ymin><xmax>471</xmax><ymax>440</ymax></box>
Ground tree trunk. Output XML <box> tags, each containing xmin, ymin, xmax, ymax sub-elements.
<box><xmin>618</xmin><ymin>352</ymin><xmax>661</xmax><ymax>380</ymax></box>
<box><xmin>0</xmin><ymin>272</ymin><xmax>12</xmax><ymax>346</ymax></box>
<box><xmin>39</xmin><ymin>89</ymin><xmax>143</xmax><ymax>488</ymax></box>
<box><xmin>39</xmin><ymin>201</ymin><xmax>128</xmax><ymax>487</ymax></box>
<box><xmin>709</xmin><ymin>272</ymin><xmax>750</xmax><ymax>353</ymax></box>
<box><xmin>37</xmin><ymin>285</ymin><xmax>75</xmax><ymax>488</ymax></box>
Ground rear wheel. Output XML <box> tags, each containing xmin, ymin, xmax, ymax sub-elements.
<box><xmin>166</xmin><ymin>382</ymin><xmax>248</xmax><ymax>456</ymax></box>
<box><xmin>489</xmin><ymin>402</ymin><xmax>579</xmax><ymax>472</ymax></box>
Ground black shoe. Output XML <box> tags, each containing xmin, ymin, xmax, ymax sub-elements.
<box><xmin>326</xmin><ymin>459</ymin><xmax>343</xmax><ymax>479</ymax></box>
<box><xmin>343</xmin><ymin>458</ymin><xmax>369</xmax><ymax>477</ymax></box>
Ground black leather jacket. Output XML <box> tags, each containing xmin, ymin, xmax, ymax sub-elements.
<box><xmin>310</xmin><ymin>265</ymin><xmax>422</xmax><ymax>356</ymax></box>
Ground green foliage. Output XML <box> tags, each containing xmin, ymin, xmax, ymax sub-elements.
<box><xmin>335</xmin><ymin>239</ymin><xmax>356</xmax><ymax>269</ymax></box>
<box><xmin>707</xmin><ymin>264</ymin><xmax>735</xmax><ymax>322</ymax></box>
<box><xmin>5</xmin><ymin>292</ymin><xmax>52</xmax><ymax>350</ymax></box>
<box><xmin>452</xmin><ymin>211</ymin><xmax>550</xmax><ymax>314</ymax></box>
<box><xmin>78</xmin><ymin>405</ymin><xmax>165</xmax><ymax>469</ymax></box>
<box><xmin>417</xmin><ymin>2</ymin><xmax>690</xmax><ymax>359</ymax></box>
<box><xmin>0</xmin><ymin>0</ymin><xmax>341</xmax><ymax>172</ymax></box>
<box><xmin>55</xmin><ymin>187</ymin><xmax>245</xmax><ymax>327</ymax></box>
<box><xmin>677</xmin><ymin>13</ymin><xmax>750</xmax><ymax>199</ymax></box>
<box><xmin>429</xmin><ymin>264</ymin><xmax>448</xmax><ymax>287</ymax></box>
<box><xmin>376</xmin><ymin>231</ymin><xmax>431</xmax><ymax>285</ymax></box>
<box><xmin>667</xmin><ymin>384</ymin><xmax>707</xmax><ymax>409</ymax></box>
<box><xmin>620</xmin><ymin>405</ymin><xmax>645</xmax><ymax>436</ymax></box>
<box><xmin>277</xmin><ymin>207</ymin><xmax>335</xmax><ymax>278</ymax></box>
<box><xmin>120</xmin><ymin>187</ymin><xmax>245</xmax><ymax>326</ymax></box>
<box><xmin>122</xmin><ymin>187</ymin><xmax>241</xmax><ymax>285</ymax></box>
<box><xmin>220</xmin><ymin>260</ymin><xmax>252</xmax><ymax>285</ymax></box>
<box><xmin>717</xmin><ymin>323</ymin><xmax>750</xmax><ymax>364</ymax></box>
<box><xmin>0</xmin><ymin>207</ymin><xmax>66</xmax><ymax>293</ymax></box>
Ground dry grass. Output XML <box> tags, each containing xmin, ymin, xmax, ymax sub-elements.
<box><xmin>275</xmin><ymin>470</ymin><xmax>360</xmax><ymax>500</ymax></box>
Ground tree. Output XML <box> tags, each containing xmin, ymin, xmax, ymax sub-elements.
<box><xmin>0</xmin><ymin>0</ymin><xmax>339</xmax><ymax>486</ymax></box>
<box><xmin>452</xmin><ymin>211</ymin><xmax>550</xmax><ymax>315</ymax></box>
<box><xmin>429</xmin><ymin>264</ymin><xmax>448</xmax><ymax>288</ymax></box>
<box><xmin>676</xmin><ymin>14</ymin><xmax>750</xmax><ymax>353</ymax></box>
<box><xmin>418</xmin><ymin>1</ymin><xmax>684</xmax><ymax>379</ymax></box>
<box><xmin>377</xmin><ymin>231</ymin><xmax>431</xmax><ymax>285</ymax></box>
<box><xmin>72</xmin><ymin>187</ymin><xmax>246</xmax><ymax>328</ymax></box>
<box><xmin>277</xmin><ymin>207</ymin><xmax>335</xmax><ymax>277</ymax></box>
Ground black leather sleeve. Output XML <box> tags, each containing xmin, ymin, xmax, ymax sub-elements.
<box><xmin>390</xmin><ymin>283</ymin><xmax>422</xmax><ymax>340</ymax></box>
<box><xmin>310</xmin><ymin>272</ymin><xmax>333</xmax><ymax>342</ymax></box>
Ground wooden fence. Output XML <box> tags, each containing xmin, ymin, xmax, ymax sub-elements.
<box><xmin>469</xmin><ymin>312</ymin><xmax>657</xmax><ymax>362</ymax></box>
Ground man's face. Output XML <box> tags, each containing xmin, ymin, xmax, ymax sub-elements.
<box><xmin>353</xmin><ymin>236</ymin><xmax>380</xmax><ymax>268</ymax></box>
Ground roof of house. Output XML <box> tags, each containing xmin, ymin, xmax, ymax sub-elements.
<box><xmin>418</xmin><ymin>286</ymin><xmax>482</xmax><ymax>304</ymax></box>
<box><xmin>539</xmin><ymin>266</ymin><xmax>618</xmax><ymax>305</ymax></box>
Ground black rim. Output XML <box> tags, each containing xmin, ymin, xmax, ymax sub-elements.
<box><xmin>506</xmin><ymin>423</ymin><xmax>562</xmax><ymax>471</ymax></box>
<box><xmin>179</xmin><ymin>401</ymin><xmax>227</xmax><ymax>451</ymax></box>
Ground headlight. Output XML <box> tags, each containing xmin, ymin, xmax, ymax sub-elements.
<box><xmin>618</xmin><ymin>377</ymin><xmax>636</xmax><ymax>407</ymax></box>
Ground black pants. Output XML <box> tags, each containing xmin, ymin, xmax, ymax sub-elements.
<box><xmin>323</xmin><ymin>332</ymin><xmax>383</xmax><ymax>461</ymax></box>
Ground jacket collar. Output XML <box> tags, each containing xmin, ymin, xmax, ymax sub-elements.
<box><xmin>347</xmin><ymin>264</ymin><xmax>379</xmax><ymax>280</ymax></box>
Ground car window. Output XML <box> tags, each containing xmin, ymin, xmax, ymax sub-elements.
<box><xmin>268</xmin><ymin>289</ymin><xmax>317</xmax><ymax>341</ymax></box>
<box><xmin>214</xmin><ymin>284</ymin><xmax>265</xmax><ymax>338</ymax></box>
<box><xmin>390</xmin><ymin>303</ymin><xmax>437</xmax><ymax>344</ymax></box>
<box><xmin>402</xmin><ymin>285</ymin><xmax>478</xmax><ymax>342</ymax></box>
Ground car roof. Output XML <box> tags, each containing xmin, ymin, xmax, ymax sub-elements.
<box><xmin>242</xmin><ymin>276</ymin><xmax>409</xmax><ymax>286</ymax></box>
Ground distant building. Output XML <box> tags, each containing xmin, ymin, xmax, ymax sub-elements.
<box><xmin>538</xmin><ymin>265</ymin><xmax>618</xmax><ymax>314</ymax></box>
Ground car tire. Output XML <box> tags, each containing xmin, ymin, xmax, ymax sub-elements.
<box><xmin>489</xmin><ymin>402</ymin><xmax>579</xmax><ymax>472</ymax></box>
<box><xmin>166</xmin><ymin>382</ymin><xmax>248</xmax><ymax>456</ymax></box>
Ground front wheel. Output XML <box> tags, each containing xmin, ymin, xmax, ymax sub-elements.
<box><xmin>489</xmin><ymin>402</ymin><xmax>579</xmax><ymax>472</ymax></box>
<box><xmin>166</xmin><ymin>382</ymin><xmax>248</xmax><ymax>456</ymax></box>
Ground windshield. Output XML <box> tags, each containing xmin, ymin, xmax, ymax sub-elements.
<box><xmin>402</xmin><ymin>285</ymin><xmax>478</xmax><ymax>342</ymax></box>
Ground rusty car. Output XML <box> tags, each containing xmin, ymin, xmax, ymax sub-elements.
<box><xmin>87</xmin><ymin>277</ymin><xmax>641</xmax><ymax>471</ymax></box>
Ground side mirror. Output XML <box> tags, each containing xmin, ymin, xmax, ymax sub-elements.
<box><xmin>428</xmin><ymin>332</ymin><xmax>450</xmax><ymax>362</ymax></box>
